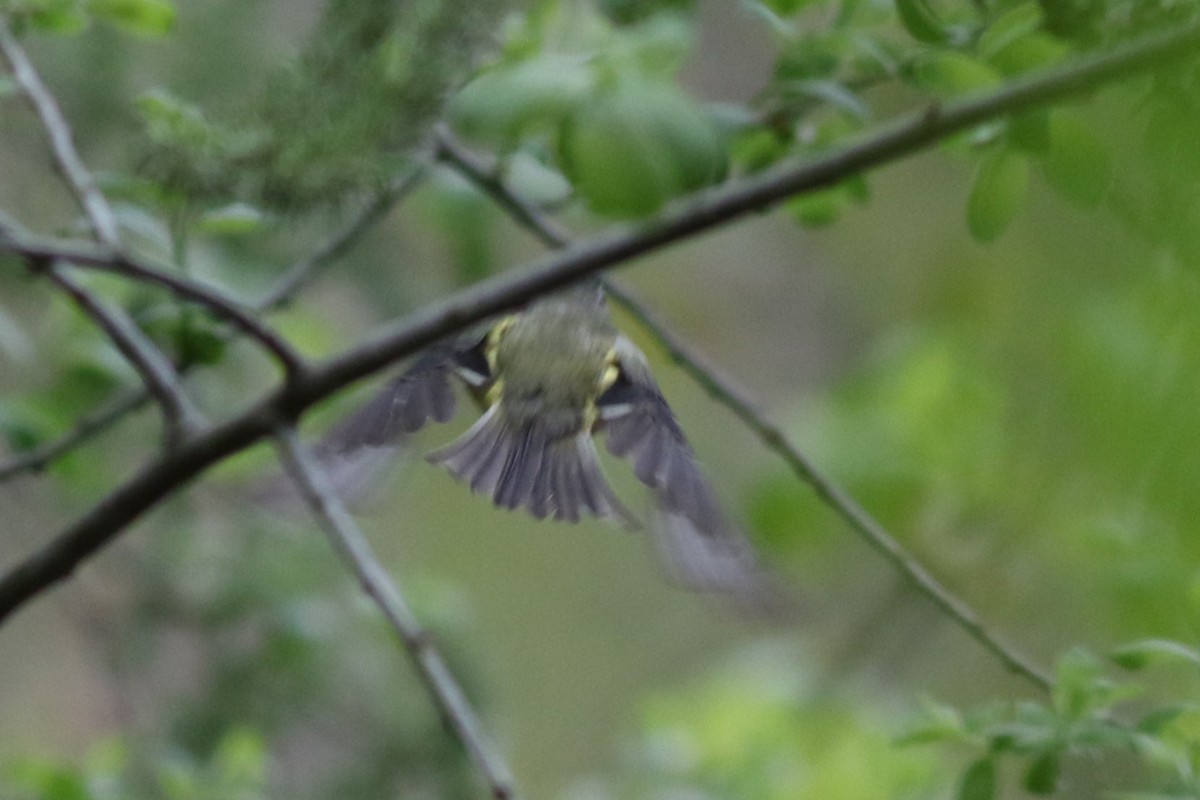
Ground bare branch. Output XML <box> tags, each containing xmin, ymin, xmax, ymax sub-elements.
<box><xmin>608</xmin><ymin>286</ymin><xmax>1054</xmax><ymax>689</ymax></box>
<box><xmin>0</xmin><ymin>172</ymin><xmax>427</xmax><ymax>483</ymax></box>
<box><xmin>436</xmin><ymin>128</ymin><xmax>1053</xmax><ymax>690</ymax></box>
<box><xmin>0</xmin><ymin>387</ymin><xmax>146</xmax><ymax>481</ymax></box>
<box><xmin>0</xmin><ymin>24</ymin><xmax>202</xmax><ymax>442</ymax></box>
<box><xmin>44</xmin><ymin>264</ymin><xmax>201</xmax><ymax>445</ymax></box>
<box><xmin>1</xmin><ymin>20</ymin><xmax>1196</xmax><ymax>630</ymax></box>
<box><xmin>272</xmin><ymin>427</ymin><xmax>517</xmax><ymax>800</ymax></box>
<box><xmin>0</xmin><ymin>228</ymin><xmax>306</xmax><ymax>378</ymax></box>
<box><xmin>257</xmin><ymin>165</ymin><xmax>430</xmax><ymax>311</ymax></box>
<box><xmin>0</xmin><ymin>20</ymin><xmax>119</xmax><ymax>246</ymax></box>
<box><xmin>433</xmin><ymin>126</ymin><xmax>571</xmax><ymax>249</ymax></box>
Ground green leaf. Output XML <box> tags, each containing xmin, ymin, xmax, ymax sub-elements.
<box><xmin>1137</xmin><ymin>704</ymin><xmax>1200</xmax><ymax>735</ymax></box>
<box><xmin>1024</xmin><ymin>750</ymin><xmax>1060</xmax><ymax>794</ymax></box>
<box><xmin>1041</xmin><ymin>114</ymin><xmax>1112</xmax><ymax>207</ymax></box>
<box><xmin>1111</xmin><ymin>639</ymin><xmax>1200</xmax><ymax>671</ymax></box>
<box><xmin>894</xmin><ymin>696</ymin><xmax>966</xmax><ymax>746</ymax></box>
<box><xmin>895</xmin><ymin>0</ymin><xmax>951</xmax><ymax>44</ymax></box>
<box><xmin>197</xmin><ymin>202</ymin><xmax>266</xmax><ymax>236</ymax></box>
<box><xmin>87</xmin><ymin>0</ymin><xmax>175</xmax><ymax>37</ymax></box>
<box><xmin>912</xmin><ymin>52</ymin><xmax>1002</xmax><ymax>96</ymax></box>
<box><xmin>958</xmin><ymin>758</ymin><xmax>996</xmax><ymax>800</ymax></box>
<box><xmin>1008</xmin><ymin>111</ymin><xmax>1051</xmax><ymax>152</ymax></box>
<box><xmin>977</xmin><ymin>3</ymin><xmax>1043</xmax><ymax>59</ymax></box>
<box><xmin>29</xmin><ymin>5</ymin><xmax>89</xmax><ymax>35</ymax></box>
<box><xmin>558</xmin><ymin>81</ymin><xmax>727</xmax><ymax>217</ymax></box>
<box><xmin>967</xmin><ymin>150</ymin><xmax>1028</xmax><ymax>243</ymax></box>
<box><xmin>448</xmin><ymin>55</ymin><xmax>593</xmax><ymax>147</ymax></box>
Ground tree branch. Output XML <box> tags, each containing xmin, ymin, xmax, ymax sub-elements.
<box><xmin>0</xmin><ymin>228</ymin><xmax>306</xmax><ymax>378</ymax></box>
<box><xmin>0</xmin><ymin>20</ymin><xmax>119</xmax><ymax>246</ymax></box>
<box><xmin>272</xmin><ymin>427</ymin><xmax>517</xmax><ymax>800</ymax></box>
<box><xmin>257</xmin><ymin>165</ymin><xmax>430</xmax><ymax>311</ymax></box>
<box><xmin>0</xmin><ymin>22</ymin><xmax>202</xmax><ymax>442</ymax></box>
<box><xmin>43</xmin><ymin>264</ymin><xmax>201</xmax><ymax>445</ymax></box>
<box><xmin>1</xmin><ymin>21</ymin><xmax>1196</xmax><ymax>631</ymax></box>
<box><xmin>435</xmin><ymin>128</ymin><xmax>1053</xmax><ymax>690</ymax></box>
<box><xmin>0</xmin><ymin>173</ymin><xmax>426</xmax><ymax>483</ymax></box>
<box><xmin>0</xmin><ymin>387</ymin><xmax>146</xmax><ymax>481</ymax></box>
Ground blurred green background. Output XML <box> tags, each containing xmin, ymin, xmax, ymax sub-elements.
<box><xmin>2</xmin><ymin>1</ymin><xmax>1199</xmax><ymax>798</ymax></box>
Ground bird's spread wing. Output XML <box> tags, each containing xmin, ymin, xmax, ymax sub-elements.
<box><xmin>599</xmin><ymin>336</ymin><xmax>787</xmax><ymax>611</ymax></box>
<box><xmin>427</xmin><ymin>404</ymin><xmax>639</xmax><ymax>528</ymax></box>
<box><xmin>265</xmin><ymin>332</ymin><xmax>490</xmax><ymax>507</ymax></box>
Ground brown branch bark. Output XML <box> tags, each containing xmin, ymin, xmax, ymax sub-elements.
<box><xmin>1</xmin><ymin>20</ymin><xmax>1197</xmax><ymax>631</ymax></box>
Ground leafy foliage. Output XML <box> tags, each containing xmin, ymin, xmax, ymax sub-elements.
<box><xmin>4</xmin><ymin>0</ymin><xmax>1200</xmax><ymax>798</ymax></box>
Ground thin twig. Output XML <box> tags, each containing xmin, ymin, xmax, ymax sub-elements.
<box><xmin>272</xmin><ymin>427</ymin><xmax>517</xmax><ymax>800</ymax></box>
<box><xmin>611</xmin><ymin>288</ymin><xmax>1053</xmax><ymax>689</ymax></box>
<box><xmin>0</xmin><ymin>387</ymin><xmax>146</xmax><ymax>481</ymax></box>
<box><xmin>0</xmin><ymin>176</ymin><xmax>426</xmax><ymax>483</ymax></box>
<box><xmin>257</xmin><ymin>165</ymin><xmax>430</xmax><ymax>311</ymax></box>
<box><xmin>433</xmin><ymin>126</ymin><xmax>571</xmax><ymax>248</ymax></box>
<box><xmin>0</xmin><ymin>228</ymin><xmax>306</xmax><ymax>378</ymax></box>
<box><xmin>44</xmin><ymin>264</ymin><xmax>200</xmax><ymax>445</ymax></box>
<box><xmin>436</xmin><ymin>128</ymin><xmax>1053</xmax><ymax>690</ymax></box>
<box><xmin>1</xmin><ymin>19</ymin><xmax>1197</xmax><ymax>629</ymax></box>
<box><xmin>0</xmin><ymin>20</ymin><xmax>119</xmax><ymax>246</ymax></box>
<box><xmin>0</xmin><ymin>22</ymin><xmax>201</xmax><ymax>443</ymax></box>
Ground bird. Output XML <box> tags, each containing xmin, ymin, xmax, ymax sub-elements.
<box><xmin>311</xmin><ymin>282</ymin><xmax>784</xmax><ymax>609</ymax></box>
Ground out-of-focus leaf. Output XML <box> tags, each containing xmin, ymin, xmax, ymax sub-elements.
<box><xmin>741</xmin><ymin>0</ymin><xmax>798</xmax><ymax>38</ymax></box>
<box><xmin>87</xmin><ymin>0</ymin><xmax>175</xmax><ymax>37</ymax></box>
<box><xmin>790</xmin><ymin>78</ymin><xmax>872</xmax><ymax>120</ymax></box>
<box><xmin>977</xmin><ymin>3</ymin><xmax>1042</xmax><ymax>59</ymax></box>
<box><xmin>912</xmin><ymin>52</ymin><xmax>1002</xmax><ymax>96</ymax></box>
<box><xmin>895</xmin><ymin>0</ymin><xmax>951</xmax><ymax>43</ymax></box>
<box><xmin>598</xmin><ymin>0</ymin><xmax>695</xmax><ymax>25</ymax></box>
<box><xmin>1111</xmin><ymin>639</ymin><xmax>1200</xmax><ymax>671</ymax></box>
<box><xmin>989</xmin><ymin>32</ymin><xmax>1068</xmax><ymax>75</ymax></box>
<box><xmin>606</xmin><ymin>12</ymin><xmax>695</xmax><ymax>78</ymax></box>
<box><xmin>1023</xmin><ymin>750</ymin><xmax>1060</xmax><ymax>794</ymax></box>
<box><xmin>558</xmin><ymin>80</ymin><xmax>726</xmax><ymax>217</ymax></box>
<box><xmin>448</xmin><ymin>55</ymin><xmax>593</xmax><ymax>147</ymax></box>
<box><xmin>197</xmin><ymin>202</ymin><xmax>266</xmax><ymax>236</ymax></box>
<box><xmin>894</xmin><ymin>696</ymin><xmax>966</xmax><ymax>746</ymax></box>
<box><xmin>503</xmin><ymin>151</ymin><xmax>572</xmax><ymax>207</ymax></box>
<box><xmin>958</xmin><ymin>758</ymin><xmax>996</xmax><ymax>800</ymax></box>
<box><xmin>1008</xmin><ymin>111</ymin><xmax>1051</xmax><ymax>151</ymax></box>
<box><xmin>1041</xmin><ymin>114</ymin><xmax>1111</xmax><ymax>207</ymax></box>
<box><xmin>967</xmin><ymin>149</ymin><xmax>1028</xmax><ymax>243</ymax></box>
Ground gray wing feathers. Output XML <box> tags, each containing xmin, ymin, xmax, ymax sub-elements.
<box><xmin>320</xmin><ymin>349</ymin><xmax>458</xmax><ymax>456</ymax></box>
<box><xmin>428</xmin><ymin>404</ymin><xmax>637</xmax><ymax>526</ymax></box>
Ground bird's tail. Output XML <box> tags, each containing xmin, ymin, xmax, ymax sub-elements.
<box><xmin>427</xmin><ymin>404</ymin><xmax>638</xmax><ymax>528</ymax></box>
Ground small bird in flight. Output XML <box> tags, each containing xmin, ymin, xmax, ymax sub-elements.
<box><xmin>312</xmin><ymin>282</ymin><xmax>784</xmax><ymax>610</ymax></box>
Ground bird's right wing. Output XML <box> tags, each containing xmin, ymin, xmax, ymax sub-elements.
<box><xmin>599</xmin><ymin>335</ymin><xmax>791</xmax><ymax>614</ymax></box>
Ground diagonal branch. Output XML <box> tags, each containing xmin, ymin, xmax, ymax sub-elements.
<box><xmin>607</xmin><ymin>288</ymin><xmax>1054</xmax><ymax>689</ymax></box>
<box><xmin>0</xmin><ymin>20</ymin><xmax>119</xmax><ymax>246</ymax></box>
<box><xmin>435</xmin><ymin>129</ymin><xmax>1052</xmax><ymax>690</ymax></box>
<box><xmin>43</xmin><ymin>263</ymin><xmax>201</xmax><ymax>445</ymax></box>
<box><xmin>257</xmin><ymin>165</ymin><xmax>430</xmax><ymax>311</ymax></box>
<box><xmin>0</xmin><ymin>228</ymin><xmax>306</xmax><ymax>378</ymax></box>
<box><xmin>1</xmin><ymin>19</ymin><xmax>1197</xmax><ymax>631</ymax></box>
<box><xmin>0</xmin><ymin>175</ymin><xmax>427</xmax><ymax>483</ymax></box>
<box><xmin>0</xmin><ymin>22</ymin><xmax>202</xmax><ymax>443</ymax></box>
<box><xmin>0</xmin><ymin>386</ymin><xmax>146</xmax><ymax>481</ymax></box>
<box><xmin>272</xmin><ymin>427</ymin><xmax>517</xmax><ymax>800</ymax></box>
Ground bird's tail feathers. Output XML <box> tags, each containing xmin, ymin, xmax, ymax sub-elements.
<box><xmin>427</xmin><ymin>405</ymin><xmax>638</xmax><ymax>528</ymax></box>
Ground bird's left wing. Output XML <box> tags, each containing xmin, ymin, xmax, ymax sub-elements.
<box><xmin>598</xmin><ymin>336</ymin><xmax>787</xmax><ymax>611</ymax></box>
<box><xmin>257</xmin><ymin>331</ymin><xmax>492</xmax><ymax>507</ymax></box>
